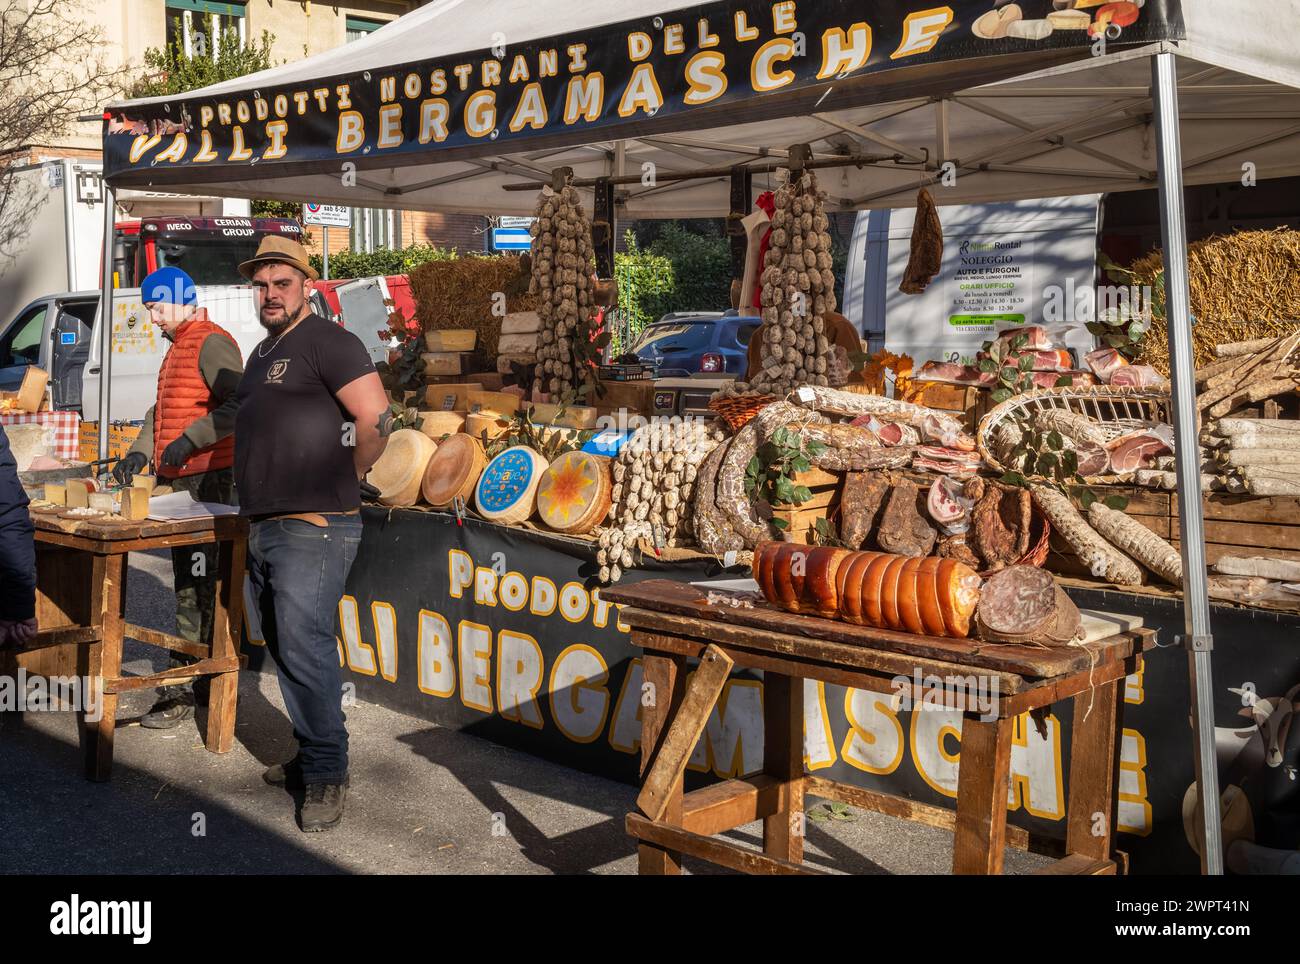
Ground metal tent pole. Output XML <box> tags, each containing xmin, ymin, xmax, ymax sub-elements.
<box><xmin>96</xmin><ymin>184</ymin><xmax>116</xmax><ymax>465</ymax></box>
<box><xmin>1151</xmin><ymin>51</ymin><xmax>1223</xmax><ymax>875</ymax></box>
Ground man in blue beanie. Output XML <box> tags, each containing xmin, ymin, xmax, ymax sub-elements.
<box><xmin>113</xmin><ymin>266</ymin><xmax>243</xmax><ymax>728</ymax></box>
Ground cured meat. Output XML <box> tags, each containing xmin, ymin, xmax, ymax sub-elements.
<box><xmin>966</xmin><ymin>477</ymin><xmax>1030</xmax><ymax>571</ymax></box>
<box><xmin>722</xmin><ymin>402</ymin><xmax>824</xmax><ymax>548</ymax></box>
<box><xmin>938</xmin><ymin>532</ymin><xmax>982</xmax><ymax>571</ymax></box>
<box><xmin>841</xmin><ymin>471</ymin><xmax>890</xmax><ymax>549</ymax></box>
<box><xmin>850</xmin><ymin>416</ymin><xmax>919</xmax><ymax>447</ymax></box>
<box><xmin>1005</xmin><ymin>349</ymin><xmax>1075</xmax><ymax>372</ymax></box>
<box><xmin>1087</xmin><ymin>501</ymin><xmax>1182</xmax><ymax>585</ymax></box>
<box><xmin>899</xmin><ymin>187</ymin><xmax>943</xmax><ymax>295</ymax></box>
<box><xmin>990</xmin><ymin>325</ymin><xmax>1053</xmax><ymax>354</ymax></box>
<box><xmin>916</xmin><ymin>361</ymin><xmax>994</xmax><ymax>386</ymax></box>
<box><xmin>752</xmin><ymin>541</ymin><xmax>851</xmax><ymax>618</ymax></box>
<box><xmin>975</xmin><ymin>566</ymin><xmax>1081</xmax><ymax>646</ymax></box>
<box><xmin>1029</xmin><ymin>370</ymin><xmax>1096</xmax><ymax>389</ymax></box>
<box><xmin>790</xmin><ymin>385</ymin><xmax>965</xmax><ymax>441</ymax></box>
<box><xmin>1075</xmin><ymin>442</ymin><xmax>1111</xmax><ymax>477</ymax></box>
<box><xmin>1109</xmin><ymin>365</ymin><xmax>1169</xmax><ymax>390</ymax></box>
<box><xmin>913</xmin><ymin>446</ymin><xmax>982</xmax><ymax>478</ymax></box>
<box><xmin>927</xmin><ymin>476</ymin><xmax>968</xmax><ymax>528</ymax></box>
<box><xmin>1085</xmin><ymin>346</ymin><xmax>1131</xmax><ymax>382</ymax></box>
<box><xmin>1106</xmin><ymin>427</ymin><xmax>1173</xmax><ymax>473</ymax></box>
<box><xmin>779</xmin><ymin>422</ymin><xmax>914</xmax><ymax>472</ymax></box>
<box><xmin>1033</xmin><ymin>409</ymin><xmax>1108</xmax><ymax>446</ymax></box>
<box><xmin>876</xmin><ymin>479</ymin><xmax>936</xmax><ymax>557</ymax></box>
<box><xmin>692</xmin><ymin>439</ymin><xmax>745</xmax><ymax>556</ymax></box>
<box><xmin>921</xmin><ymin>415</ymin><xmax>976</xmax><ymax>451</ymax></box>
<box><xmin>1029</xmin><ymin>484</ymin><xmax>1143</xmax><ymax>585</ymax></box>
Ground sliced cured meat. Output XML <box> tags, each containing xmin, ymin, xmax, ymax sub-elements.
<box><xmin>1005</xmin><ymin>349</ymin><xmax>1075</xmax><ymax>372</ymax></box>
<box><xmin>967</xmin><ymin>476</ymin><xmax>1029</xmax><ymax>571</ymax></box>
<box><xmin>990</xmin><ymin>325</ymin><xmax>1054</xmax><ymax>355</ymax></box>
<box><xmin>1109</xmin><ymin>365</ymin><xmax>1169</xmax><ymax>390</ymax></box>
<box><xmin>875</xmin><ymin>420</ymin><xmax>921</xmax><ymax>447</ymax></box>
<box><xmin>1106</xmin><ymin>429</ymin><xmax>1173</xmax><ymax>473</ymax></box>
<box><xmin>938</xmin><ymin>532</ymin><xmax>983</xmax><ymax>571</ymax></box>
<box><xmin>916</xmin><ymin>361</ymin><xmax>995</xmax><ymax>386</ymax></box>
<box><xmin>975</xmin><ymin>565</ymin><xmax>1081</xmax><ymax>646</ymax></box>
<box><xmin>913</xmin><ymin>446</ymin><xmax>983</xmax><ymax>478</ymax></box>
<box><xmin>1029</xmin><ymin>370</ymin><xmax>1096</xmax><ymax>389</ymax></box>
<box><xmin>927</xmin><ymin>476</ymin><xmax>968</xmax><ymax>528</ymax></box>
<box><xmin>921</xmin><ymin>415</ymin><xmax>977</xmax><ymax>451</ymax></box>
<box><xmin>876</xmin><ymin>479</ymin><xmax>937</xmax><ymax>558</ymax></box>
<box><xmin>1075</xmin><ymin>441</ymin><xmax>1110</xmax><ymax>477</ymax></box>
<box><xmin>1085</xmin><ymin>346</ymin><xmax>1130</xmax><ymax>382</ymax></box>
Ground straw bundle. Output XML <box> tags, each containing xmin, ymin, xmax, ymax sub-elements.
<box><xmin>1131</xmin><ymin>228</ymin><xmax>1300</xmax><ymax>374</ymax></box>
<box><xmin>409</xmin><ymin>255</ymin><xmax>538</xmax><ymax>370</ymax></box>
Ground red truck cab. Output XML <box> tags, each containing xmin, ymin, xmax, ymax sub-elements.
<box><xmin>113</xmin><ymin>216</ymin><xmax>304</xmax><ymax>287</ymax></box>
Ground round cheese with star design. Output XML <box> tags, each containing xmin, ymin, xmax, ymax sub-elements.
<box><xmin>536</xmin><ymin>451</ymin><xmax>611</xmax><ymax>534</ymax></box>
<box><xmin>474</xmin><ymin>446</ymin><xmax>548</xmax><ymax>524</ymax></box>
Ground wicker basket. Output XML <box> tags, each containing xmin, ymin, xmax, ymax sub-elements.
<box><xmin>708</xmin><ymin>393</ymin><xmax>776</xmax><ymax>431</ymax></box>
<box><xmin>977</xmin><ymin>386</ymin><xmax>1171</xmax><ymax>485</ymax></box>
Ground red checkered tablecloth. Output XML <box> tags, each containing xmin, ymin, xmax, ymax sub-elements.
<box><xmin>0</xmin><ymin>410</ymin><xmax>81</xmax><ymax>460</ymax></box>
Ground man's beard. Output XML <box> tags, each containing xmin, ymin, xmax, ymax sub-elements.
<box><xmin>259</xmin><ymin>303</ymin><xmax>299</xmax><ymax>335</ymax></box>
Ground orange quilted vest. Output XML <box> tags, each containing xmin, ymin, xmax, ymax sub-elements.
<box><xmin>152</xmin><ymin>313</ymin><xmax>240</xmax><ymax>478</ymax></box>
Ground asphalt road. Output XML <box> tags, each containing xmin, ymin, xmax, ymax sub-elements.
<box><xmin>0</xmin><ymin>550</ymin><xmax>1052</xmax><ymax>875</ymax></box>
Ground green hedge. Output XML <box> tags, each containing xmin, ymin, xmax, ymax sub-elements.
<box><xmin>611</xmin><ymin>245</ymin><xmax>676</xmax><ymax>356</ymax></box>
<box><xmin>309</xmin><ymin>244</ymin><xmax>458</xmax><ymax>280</ymax></box>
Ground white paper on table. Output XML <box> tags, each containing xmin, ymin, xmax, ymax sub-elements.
<box><xmin>689</xmin><ymin>578</ymin><xmax>760</xmax><ymax>593</ymax></box>
<box><xmin>146</xmin><ymin>490</ymin><xmax>241</xmax><ymax>522</ymax></box>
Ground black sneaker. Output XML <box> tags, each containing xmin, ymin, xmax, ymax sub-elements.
<box><xmin>262</xmin><ymin>758</ymin><xmax>305</xmax><ymax>790</ymax></box>
<box><xmin>299</xmin><ymin>781</ymin><xmax>348</xmax><ymax>832</ymax></box>
<box><xmin>140</xmin><ymin>693</ymin><xmax>195</xmax><ymax>729</ymax></box>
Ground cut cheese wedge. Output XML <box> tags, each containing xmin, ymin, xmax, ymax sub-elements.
<box><xmin>416</xmin><ymin>410</ymin><xmax>466</xmax><ymax>440</ymax></box>
<box><xmin>536</xmin><ymin>451</ymin><xmax>611</xmax><ymax>534</ymax></box>
<box><xmin>421</xmin><ymin>433</ymin><xmax>486</xmax><ymax>508</ymax></box>
<box><xmin>465</xmin><ymin>411</ymin><xmax>511</xmax><ymax>441</ymax></box>
<box><xmin>475</xmin><ymin>446</ymin><xmax>548</xmax><ymax>524</ymax></box>
<box><xmin>366</xmin><ymin>428</ymin><xmax>437</xmax><ymax>506</ymax></box>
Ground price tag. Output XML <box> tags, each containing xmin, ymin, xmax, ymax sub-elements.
<box><xmin>723</xmin><ymin>550</ymin><xmax>738</xmax><ymax>568</ymax></box>
<box><xmin>796</xmin><ymin>386</ymin><xmax>815</xmax><ymax>403</ymax></box>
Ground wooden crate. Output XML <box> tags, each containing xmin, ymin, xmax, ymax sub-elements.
<box><xmin>913</xmin><ymin>382</ymin><xmax>993</xmax><ymax>434</ymax></box>
<box><xmin>768</xmin><ymin>468</ymin><xmax>843</xmax><ymax>545</ymax></box>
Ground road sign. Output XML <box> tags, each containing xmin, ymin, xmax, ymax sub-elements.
<box><xmin>303</xmin><ymin>203</ymin><xmax>352</xmax><ymax>228</ymax></box>
<box><xmin>498</xmin><ymin>216</ymin><xmax>535</xmax><ymax>229</ymax></box>
<box><xmin>492</xmin><ymin>227</ymin><xmax>532</xmax><ymax>251</ymax></box>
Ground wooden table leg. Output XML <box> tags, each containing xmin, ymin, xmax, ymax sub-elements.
<box><xmin>763</xmin><ymin>672</ymin><xmax>804</xmax><ymax>864</ymax></box>
<box><xmin>637</xmin><ymin>651</ymin><xmax>687</xmax><ymax>875</ymax></box>
<box><xmin>84</xmin><ymin>554</ymin><xmax>125</xmax><ymax>782</ymax></box>
<box><xmin>953</xmin><ymin>714</ymin><xmax>1014</xmax><ymax>874</ymax></box>
<box><xmin>1065</xmin><ymin>672</ymin><xmax>1124</xmax><ymax>862</ymax></box>
<box><xmin>205</xmin><ymin>534</ymin><xmax>246</xmax><ymax>754</ymax></box>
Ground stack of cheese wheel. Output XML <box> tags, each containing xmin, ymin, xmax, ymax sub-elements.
<box><xmin>536</xmin><ymin>451</ymin><xmax>611</xmax><ymax>534</ymax></box>
<box><xmin>752</xmin><ymin>542</ymin><xmax>980</xmax><ymax>638</ymax></box>
<box><xmin>421</xmin><ymin>432</ymin><xmax>486</xmax><ymax>508</ymax></box>
<box><xmin>474</xmin><ymin>445</ymin><xmax>548</xmax><ymax>524</ymax></box>
<box><xmin>366</xmin><ymin>429</ymin><xmax>437</xmax><ymax>507</ymax></box>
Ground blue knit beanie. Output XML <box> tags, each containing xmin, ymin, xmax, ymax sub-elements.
<box><xmin>141</xmin><ymin>266</ymin><xmax>198</xmax><ymax>307</ymax></box>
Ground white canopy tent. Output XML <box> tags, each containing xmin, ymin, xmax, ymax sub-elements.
<box><xmin>101</xmin><ymin>0</ymin><xmax>1300</xmax><ymax>874</ymax></box>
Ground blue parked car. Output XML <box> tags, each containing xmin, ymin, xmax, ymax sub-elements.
<box><xmin>631</xmin><ymin>311</ymin><xmax>761</xmax><ymax>378</ymax></box>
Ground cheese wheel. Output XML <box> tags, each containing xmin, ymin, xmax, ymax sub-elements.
<box><xmin>475</xmin><ymin>446</ymin><xmax>548</xmax><ymax>523</ymax></box>
<box><xmin>465</xmin><ymin>411</ymin><xmax>510</xmax><ymax>441</ymax></box>
<box><xmin>367</xmin><ymin>429</ymin><xmax>437</xmax><ymax>506</ymax></box>
<box><xmin>536</xmin><ymin>451</ymin><xmax>611</xmax><ymax>534</ymax></box>
<box><xmin>421</xmin><ymin>433</ymin><xmax>486</xmax><ymax>508</ymax></box>
<box><xmin>467</xmin><ymin>390</ymin><xmax>521</xmax><ymax>419</ymax></box>
<box><xmin>417</xmin><ymin>410</ymin><xmax>466</xmax><ymax>440</ymax></box>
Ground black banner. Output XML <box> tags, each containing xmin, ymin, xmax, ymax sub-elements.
<box><xmin>105</xmin><ymin>0</ymin><xmax>1184</xmax><ymax>184</ymax></box>
<box><xmin>241</xmin><ymin>507</ymin><xmax>1299</xmax><ymax>875</ymax></box>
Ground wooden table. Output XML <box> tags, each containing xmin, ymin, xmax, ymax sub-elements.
<box><xmin>2</xmin><ymin>512</ymin><xmax>248</xmax><ymax>781</ymax></box>
<box><xmin>600</xmin><ymin>579</ymin><xmax>1155</xmax><ymax>876</ymax></box>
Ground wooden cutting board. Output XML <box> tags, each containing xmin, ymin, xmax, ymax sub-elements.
<box><xmin>1077</xmin><ymin>609</ymin><xmax>1144</xmax><ymax>644</ymax></box>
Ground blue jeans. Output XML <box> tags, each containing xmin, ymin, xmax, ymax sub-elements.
<box><xmin>247</xmin><ymin>513</ymin><xmax>363</xmax><ymax>784</ymax></box>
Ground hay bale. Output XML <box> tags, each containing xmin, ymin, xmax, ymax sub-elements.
<box><xmin>409</xmin><ymin>255</ymin><xmax>537</xmax><ymax>371</ymax></box>
<box><xmin>1131</xmin><ymin>228</ymin><xmax>1300</xmax><ymax>374</ymax></box>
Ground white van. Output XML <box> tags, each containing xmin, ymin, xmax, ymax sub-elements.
<box><xmin>841</xmin><ymin>194</ymin><xmax>1103</xmax><ymax>366</ymax></box>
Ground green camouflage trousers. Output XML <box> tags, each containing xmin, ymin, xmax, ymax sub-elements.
<box><xmin>163</xmin><ymin>467</ymin><xmax>235</xmax><ymax>693</ymax></box>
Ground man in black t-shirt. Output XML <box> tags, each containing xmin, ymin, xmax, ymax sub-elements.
<box><xmin>235</xmin><ymin>236</ymin><xmax>390</xmax><ymax>832</ymax></box>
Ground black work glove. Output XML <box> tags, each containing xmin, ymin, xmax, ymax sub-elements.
<box><xmin>111</xmin><ymin>451</ymin><xmax>149</xmax><ymax>485</ymax></box>
<box><xmin>161</xmin><ymin>435</ymin><xmax>197</xmax><ymax>469</ymax></box>
<box><xmin>360</xmin><ymin>480</ymin><xmax>381</xmax><ymax>502</ymax></box>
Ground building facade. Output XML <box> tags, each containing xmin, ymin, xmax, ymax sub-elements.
<box><xmin>26</xmin><ymin>0</ymin><xmax>488</xmax><ymax>259</ymax></box>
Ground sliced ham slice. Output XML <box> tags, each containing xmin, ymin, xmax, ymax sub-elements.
<box><xmin>1106</xmin><ymin>427</ymin><xmax>1173</xmax><ymax>473</ymax></box>
<box><xmin>916</xmin><ymin>361</ymin><xmax>994</xmax><ymax>386</ymax></box>
<box><xmin>1085</xmin><ymin>346</ymin><xmax>1130</xmax><ymax>382</ymax></box>
<box><xmin>991</xmin><ymin>325</ymin><xmax>1054</xmax><ymax>354</ymax></box>
<box><xmin>1109</xmin><ymin>365</ymin><xmax>1168</xmax><ymax>390</ymax></box>
<box><xmin>1005</xmin><ymin>349</ymin><xmax>1075</xmax><ymax>372</ymax></box>
<box><xmin>1029</xmin><ymin>371</ymin><xmax>1096</xmax><ymax>389</ymax></box>
<box><xmin>914</xmin><ymin>446</ymin><xmax>983</xmax><ymax>478</ymax></box>
<box><xmin>1075</xmin><ymin>442</ymin><xmax>1110</xmax><ymax>477</ymax></box>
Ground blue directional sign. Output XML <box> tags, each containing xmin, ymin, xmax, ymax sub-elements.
<box><xmin>491</xmin><ymin>227</ymin><xmax>532</xmax><ymax>251</ymax></box>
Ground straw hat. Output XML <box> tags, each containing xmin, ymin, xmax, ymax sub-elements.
<box><xmin>238</xmin><ymin>235</ymin><xmax>320</xmax><ymax>281</ymax></box>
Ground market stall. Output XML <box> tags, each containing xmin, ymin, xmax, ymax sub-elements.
<box><xmin>96</xmin><ymin>0</ymin><xmax>1300</xmax><ymax>874</ymax></box>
